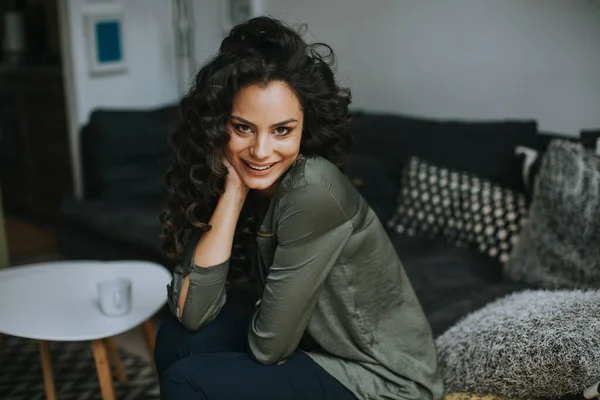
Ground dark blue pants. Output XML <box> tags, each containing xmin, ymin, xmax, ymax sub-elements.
<box><xmin>154</xmin><ymin>303</ymin><xmax>358</xmax><ymax>399</ymax></box>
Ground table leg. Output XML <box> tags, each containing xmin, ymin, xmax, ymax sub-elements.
<box><xmin>91</xmin><ymin>339</ymin><xmax>116</xmax><ymax>400</ymax></box>
<box><xmin>38</xmin><ymin>340</ymin><xmax>57</xmax><ymax>400</ymax></box>
<box><xmin>141</xmin><ymin>319</ymin><xmax>156</xmax><ymax>357</ymax></box>
<box><xmin>105</xmin><ymin>337</ymin><xmax>127</xmax><ymax>383</ymax></box>
<box><xmin>141</xmin><ymin>319</ymin><xmax>158</xmax><ymax>374</ymax></box>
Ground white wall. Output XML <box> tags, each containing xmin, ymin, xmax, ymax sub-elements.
<box><xmin>259</xmin><ymin>0</ymin><xmax>600</xmax><ymax>135</ymax></box>
<box><xmin>191</xmin><ymin>0</ymin><xmax>226</xmax><ymax>70</ymax></box>
<box><xmin>65</xmin><ymin>0</ymin><xmax>180</xmax><ymax>126</ymax></box>
<box><xmin>190</xmin><ymin>0</ymin><xmax>265</xmax><ymax>66</ymax></box>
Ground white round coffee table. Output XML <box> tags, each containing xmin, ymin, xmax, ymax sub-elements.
<box><xmin>0</xmin><ymin>260</ymin><xmax>172</xmax><ymax>400</ymax></box>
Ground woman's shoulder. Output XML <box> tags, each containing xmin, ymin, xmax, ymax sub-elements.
<box><xmin>280</xmin><ymin>155</ymin><xmax>346</xmax><ymax>191</ymax></box>
<box><xmin>278</xmin><ymin>155</ymin><xmax>358</xmax><ymax>212</ymax></box>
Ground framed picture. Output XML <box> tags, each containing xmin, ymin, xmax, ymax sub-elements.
<box><xmin>84</xmin><ymin>11</ymin><xmax>127</xmax><ymax>75</ymax></box>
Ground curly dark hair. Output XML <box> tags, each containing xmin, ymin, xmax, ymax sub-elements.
<box><xmin>160</xmin><ymin>16</ymin><xmax>352</xmax><ymax>278</ymax></box>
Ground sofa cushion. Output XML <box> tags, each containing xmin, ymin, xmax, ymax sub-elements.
<box><xmin>81</xmin><ymin>105</ymin><xmax>177</xmax><ymax>200</ymax></box>
<box><xmin>580</xmin><ymin>129</ymin><xmax>600</xmax><ymax>155</ymax></box>
<box><xmin>345</xmin><ymin>153</ymin><xmax>398</xmax><ymax>222</ymax></box>
<box><xmin>505</xmin><ymin>140</ymin><xmax>600</xmax><ymax>288</ymax></box>
<box><xmin>59</xmin><ymin>197</ymin><xmax>164</xmax><ymax>256</ymax></box>
<box><xmin>387</xmin><ymin>232</ymin><xmax>529</xmax><ymax>336</ymax></box>
<box><xmin>349</xmin><ymin>112</ymin><xmax>538</xmax><ymax>192</ymax></box>
<box><xmin>388</xmin><ymin>157</ymin><xmax>529</xmax><ymax>263</ymax></box>
<box><xmin>387</xmin><ymin>157</ymin><xmax>462</xmax><ymax>242</ymax></box>
<box><xmin>452</xmin><ymin>168</ymin><xmax>528</xmax><ymax>264</ymax></box>
<box><xmin>515</xmin><ymin>132</ymin><xmax>581</xmax><ymax>200</ymax></box>
<box><xmin>436</xmin><ymin>289</ymin><xmax>600</xmax><ymax>399</ymax></box>
<box><xmin>514</xmin><ymin>145</ymin><xmax>542</xmax><ymax>197</ymax></box>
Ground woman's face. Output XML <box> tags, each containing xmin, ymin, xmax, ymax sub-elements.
<box><xmin>224</xmin><ymin>80</ymin><xmax>303</xmax><ymax>195</ymax></box>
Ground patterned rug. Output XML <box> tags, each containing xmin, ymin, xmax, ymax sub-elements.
<box><xmin>0</xmin><ymin>335</ymin><xmax>159</xmax><ymax>400</ymax></box>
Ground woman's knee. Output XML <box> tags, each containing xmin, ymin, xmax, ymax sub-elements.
<box><xmin>160</xmin><ymin>357</ymin><xmax>208</xmax><ymax>399</ymax></box>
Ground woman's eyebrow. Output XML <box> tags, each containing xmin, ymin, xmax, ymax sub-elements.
<box><xmin>231</xmin><ymin>115</ymin><xmax>298</xmax><ymax>128</ymax></box>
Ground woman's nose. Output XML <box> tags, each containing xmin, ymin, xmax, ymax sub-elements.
<box><xmin>250</xmin><ymin>133</ymin><xmax>272</xmax><ymax>159</ymax></box>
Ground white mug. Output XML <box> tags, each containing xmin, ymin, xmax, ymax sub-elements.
<box><xmin>97</xmin><ymin>278</ymin><xmax>132</xmax><ymax>317</ymax></box>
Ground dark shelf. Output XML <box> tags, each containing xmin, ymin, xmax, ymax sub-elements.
<box><xmin>0</xmin><ymin>66</ymin><xmax>73</xmax><ymax>221</ymax></box>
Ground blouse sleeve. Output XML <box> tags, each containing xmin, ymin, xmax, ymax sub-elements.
<box><xmin>166</xmin><ymin>229</ymin><xmax>230</xmax><ymax>331</ymax></box>
<box><xmin>247</xmin><ymin>184</ymin><xmax>353</xmax><ymax>364</ymax></box>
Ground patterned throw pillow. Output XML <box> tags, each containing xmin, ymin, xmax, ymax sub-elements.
<box><xmin>387</xmin><ymin>158</ymin><xmax>463</xmax><ymax>242</ymax></box>
<box><xmin>505</xmin><ymin>140</ymin><xmax>600</xmax><ymax>288</ymax></box>
<box><xmin>436</xmin><ymin>289</ymin><xmax>600</xmax><ymax>399</ymax></box>
<box><xmin>457</xmin><ymin>172</ymin><xmax>529</xmax><ymax>263</ymax></box>
<box><xmin>388</xmin><ymin>157</ymin><xmax>528</xmax><ymax>263</ymax></box>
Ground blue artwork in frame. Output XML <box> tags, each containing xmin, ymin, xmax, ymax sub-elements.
<box><xmin>86</xmin><ymin>12</ymin><xmax>127</xmax><ymax>75</ymax></box>
<box><xmin>95</xmin><ymin>21</ymin><xmax>122</xmax><ymax>63</ymax></box>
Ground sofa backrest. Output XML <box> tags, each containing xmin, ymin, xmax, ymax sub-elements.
<box><xmin>81</xmin><ymin>105</ymin><xmax>178</xmax><ymax>200</ymax></box>
<box><xmin>80</xmin><ymin>107</ymin><xmax>539</xmax><ymax>200</ymax></box>
<box><xmin>348</xmin><ymin>111</ymin><xmax>539</xmax><ymax>193</ymax></box>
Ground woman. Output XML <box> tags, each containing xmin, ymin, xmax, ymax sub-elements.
<box><xmin>155</xmin><ymin>16</ymin><xmax>443</xmax><ymax>400</ymax></box>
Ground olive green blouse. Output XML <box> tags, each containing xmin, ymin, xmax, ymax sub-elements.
<box><xmin>166</xmin><ymin>155</ymin><xmax>443</xmax><ymax>400</ymax></box>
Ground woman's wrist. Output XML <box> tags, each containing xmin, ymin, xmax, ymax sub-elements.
<box><xmin>221</xmin><ymin>185</ymin><xmax>249</xmax><ymax>209</ymax></box>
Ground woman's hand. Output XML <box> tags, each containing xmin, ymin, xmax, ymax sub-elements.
<box><xmin>223</xmin><ymin>157</ymin><xmax>250</xmax><ymax>198</ymax></box>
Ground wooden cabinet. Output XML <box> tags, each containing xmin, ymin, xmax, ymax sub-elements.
<box><xmin>0</xmin><ymin>66</ymin><xmax>72</xmax><ymax>220</ymax></box>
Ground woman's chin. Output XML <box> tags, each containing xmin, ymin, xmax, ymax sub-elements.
<box><xmin>244</xmin><ymin>177</ymin><xmax>278</xmax><ymax>193</ymax></box>
<box><xmin>246</xmin><ymin>180</ymin><xmax>274</xmax><ymax>191</ymax></box>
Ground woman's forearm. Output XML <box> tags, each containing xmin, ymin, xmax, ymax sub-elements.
<box><xmin>177</xmin><ymin>188</ymin><xmax>247</xmax><ymax>322</ymax></box>
<box><xmin>193</xmin><ymin>188</ymin><xmax>247</xmax><ymax>268</ymax></box>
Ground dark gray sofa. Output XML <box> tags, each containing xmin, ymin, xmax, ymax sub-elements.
<box><xmin>57</xmin><ymin>106</ymin><xmax>175</xmax><ymax>265</ymax></box>
<box><xmin>57</xmin><ymin>106</ymin><xmax>553</xmax><ymax>336</ymax></box>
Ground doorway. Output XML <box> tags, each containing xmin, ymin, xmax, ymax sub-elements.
<box><xmin>0</xmin><ymin>0</ymin><xmax>73</xmax><ymax>222</ymax></box>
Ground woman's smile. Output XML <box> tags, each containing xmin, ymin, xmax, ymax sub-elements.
<box><xmin>241</xmin><ymin>159</ymin><xmax>279</xmax><ymax>175</ymax></box>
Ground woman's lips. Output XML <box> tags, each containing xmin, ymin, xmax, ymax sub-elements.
<box><xmin>241</xmin><ymin>160</ymin><xmax>278</xmax><ymax>176</ymax></box>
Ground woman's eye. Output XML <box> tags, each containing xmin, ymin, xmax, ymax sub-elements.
<box><xmin>235</xmin><ymin>124</ymin><xmax>252</xmax><ymax>133</ymax></box>
<box><xmin>274</xmin><ymin>127</ymin><xmax>290</xmax><ymax>135</ymax></box>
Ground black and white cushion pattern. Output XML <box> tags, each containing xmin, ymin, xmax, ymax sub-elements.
<box><xmin>388</xmin><ymin>157</ymin><xmax>528</xmax><ymax>263</ymax></box>
<box><xmin>387</xmin><ymin>158</ymin><xmax>462</xmax><ymax>243</ymax></box>
<box><xmin>458</xmin><ymin>173</ymin><xmax>529</xmax><ymax>263</ymax></box>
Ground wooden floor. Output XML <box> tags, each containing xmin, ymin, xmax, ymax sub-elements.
<box><xmin>4</xmin><ymin>216</ymin><xmax>61</xmax><ymax>265</ymax></box>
